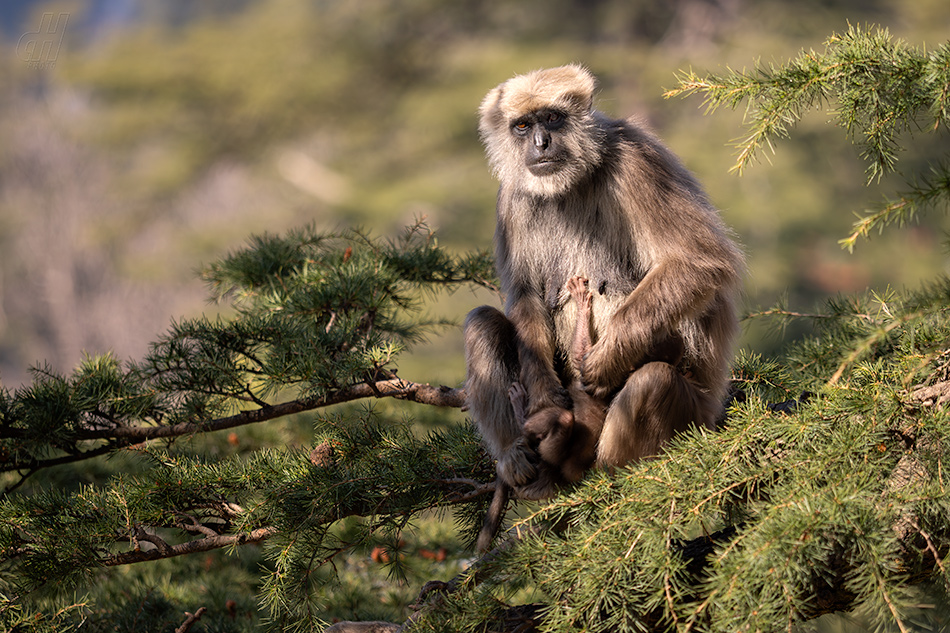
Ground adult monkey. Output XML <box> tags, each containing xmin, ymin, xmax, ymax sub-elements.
<box><xmin>465</xmin><ymin>65</ymin><xmax>744</xmax><ymax>502</ymax></box>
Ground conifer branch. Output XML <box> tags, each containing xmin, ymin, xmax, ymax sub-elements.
<box><xmin>73</xmin><ymin>378</ymin><xmax>464</xmax><ymax>442</ymax></box>
<box><xmin>666</xmin><ymin>25</ymin><xmax>950</xmax><ymax>249</ymax></box>
<box><xmin>104</xmin><ymin>527</ymin><xmax>278</xmax><ymax>567</ymax></box>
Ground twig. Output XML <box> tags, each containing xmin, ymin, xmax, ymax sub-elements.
<box><xmin>0</xmin><ymin>442</ymin><xmax>129</xmax><ymax>478</ymax></box>
<box><xmin>175</xmin><ymin>606</ymin><xmax>207</xmax><ymax>633</ymax></box>
<box><xmin>411</xmin><ymin>523</ymin><xmax>546</xmax><ymax>612</ymax></box>
<box><xmin>132</xmin><ymin>526</ymin><xmax>172</xmax><ymax>554</ymax></box>
<box><xmin>912</xmin><ymin>520</ymin><xmax>947</xmax><ymax>576</ymax></box>
<box><xmin>174</xmin><ymin>512</ymin><xmax>222</xmax><ymax>538</ymax></box>
<box><xmin>104</xmin><ymin>527</ymin><xmax>276</xmax><ymax>567</ymax></box>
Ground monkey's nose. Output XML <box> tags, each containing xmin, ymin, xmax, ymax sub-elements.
<box><xmin>534</xmin><ymin>129</ymin><xmax>551</xmax><ymax>150</ymax></box>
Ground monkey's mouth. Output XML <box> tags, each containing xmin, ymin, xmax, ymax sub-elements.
<box><xmin>528</xmin><ymin>159</ymin><xmax>563</xmax><ymax>176</ymax></box>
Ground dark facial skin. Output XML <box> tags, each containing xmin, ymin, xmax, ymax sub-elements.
<box><xmin>511</xmin><ymin>110</ymin><xmax>568</xmax><ymax>176</ymax></box>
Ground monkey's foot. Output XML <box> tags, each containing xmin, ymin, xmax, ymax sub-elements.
<box><xmin>565</xmin><ymin>276</ymin><xmax>590</xmax><ymax>302</ymax></box>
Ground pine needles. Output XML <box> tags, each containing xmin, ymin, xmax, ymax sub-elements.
<box><xmin>666</xmin><ymin>25</ymin><xmax>950</xmax><ymax>251</ymax></box>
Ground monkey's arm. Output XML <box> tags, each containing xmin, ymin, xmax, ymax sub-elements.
<box><xmin>582</xmin><ymin>255</ymin><xmax>735</xmax><ymax>399</ymax></box>
<box><xmin>507</xmin><ymin>290</ymin><xmax>571</xmax><ymax>413</ymax></box>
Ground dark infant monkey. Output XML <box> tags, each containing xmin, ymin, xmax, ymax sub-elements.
<box><xmin>510</xmin><ymin>275</ymin><xmax>685</xmax><ymax>485</ymax></box>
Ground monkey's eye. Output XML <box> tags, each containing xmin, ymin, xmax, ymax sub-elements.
<box><xmin>545</xmin><ymin>112</ymin><xmax>565</xmax><ymax>129</ymax></box>
<box><xmin>512</xmin><ymin>121</ymin><xmax>531</xmax><ymax>135</ymax></box>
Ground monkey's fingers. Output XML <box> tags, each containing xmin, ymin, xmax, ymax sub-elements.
<box><xmin>581</xmin><ymin>290</ymin><xmax>593</xmax><ymax>310</ymax></box>
<box><xmin>508</xmin><ymin>382</ymin><xmax>528</xmax><ymax>416</ymax></box>
<box><xmin>564</xmin><ymin>275</ymin><xmax>590</xmax><ymax>298</ymax></box>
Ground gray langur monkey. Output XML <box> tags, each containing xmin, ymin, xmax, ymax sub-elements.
<box><xmin>465</xmin><ymin>65</ymin><xmax>744</xmax><ymax>503</ymax></box>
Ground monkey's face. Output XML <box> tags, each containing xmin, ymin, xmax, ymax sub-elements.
<box><xmin>511</xmin><ymin>110</ymin><xmax>571</xmax><ymax>178</ymax></box>
<box><xmin>478</xmin><ymin>65</ymin><xmax>606</xmax><ymax>198</ymax></box>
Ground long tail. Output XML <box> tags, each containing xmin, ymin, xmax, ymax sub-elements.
<box><xmin>476</xmin><ymin>481</ymin><xmax>511</xmax><ymax>553</ymax></box>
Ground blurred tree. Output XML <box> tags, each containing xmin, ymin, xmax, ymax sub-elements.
<box><xmin>4</xmin><ymin>0</ymin><xmax>950</xmax><ymax>387</ymax></box>
<box><xmin>0</xmin><ymin>222</ymin><xmax>497</xmax><ymax>630</ymax></box>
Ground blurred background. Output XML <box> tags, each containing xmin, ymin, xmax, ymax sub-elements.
<box><xmin>1</xmin><ymin>0</ymin><xmax>949</xmax><ymax>389</ymax></box>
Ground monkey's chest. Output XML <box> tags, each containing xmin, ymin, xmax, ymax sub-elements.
<box><xmin>509</xmin><ymin>214</ymin><xmax>639</xmax><ymax>309</ymax></box>
<box><xmin>506</xmin><ymin>212</ymin><xmax>640</xmax><ymax>371</ymax></box>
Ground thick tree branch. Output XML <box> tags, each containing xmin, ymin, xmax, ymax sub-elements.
<box><xmin>0</xmin><ymin>378</ymin><xmax>467</xmax><ymax>476</ymax></box>
<box><xmin>74</xmin><ymin>379</ymin><xmax>465</xmax><ymax>443</ymax></box>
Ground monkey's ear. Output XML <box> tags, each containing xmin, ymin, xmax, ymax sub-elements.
<box><xmin>478</xmin><ymin>86</ymin><xmax>507</xmax><ymax>137</ymax></box>
<box><xmin>552</xmin><ymin>63</ymin><xmax>596</xmax><ymax>114</ymax></box>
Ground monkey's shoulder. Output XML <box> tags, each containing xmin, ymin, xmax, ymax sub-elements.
<box><xmin>591</xmin><ymin>111</ymin><xmax>663</xmax><ymax>148</ymax></box>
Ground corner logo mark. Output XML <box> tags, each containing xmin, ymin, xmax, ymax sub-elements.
<box><xmin>17</xmin><ymin>13</ymin><xmax>70</xmax><ymax>68</ymax></box>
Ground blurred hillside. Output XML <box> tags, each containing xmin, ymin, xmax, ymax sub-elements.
<box><xmin>1</xmin><ymin>0</ymin><xmax>949</xmax><ymax>388</ymax></box>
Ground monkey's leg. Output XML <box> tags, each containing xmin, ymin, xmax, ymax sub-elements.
<box><xmin>596</xmin><ymin>362</ymin><xmax>716</xmax><ymax>466</ymax></box>
<box><xmin>464</xmin><ymin>306</ymin><xmax>537</xmax><ymax>487</ymax></box>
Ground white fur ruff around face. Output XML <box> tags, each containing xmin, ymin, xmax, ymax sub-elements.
<box><xmin>478</xmin><ymin>64</ymin><xmax>604</xmax><ymax>198</ymax></box>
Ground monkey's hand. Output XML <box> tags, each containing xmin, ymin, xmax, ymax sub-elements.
<box><xmin>495</xmin><ymin>437</ymin><xmax>539</xmax><ymax>487</ymax></box>
<box><xmin>523</xmin><ymin>378</ymin><xmax>571</xmax><ymax>415</ymax></box>
<box><xmin>581</xmin><ymin>334</ymin><xmax>640</xmax><ymax>400</ymax></box>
